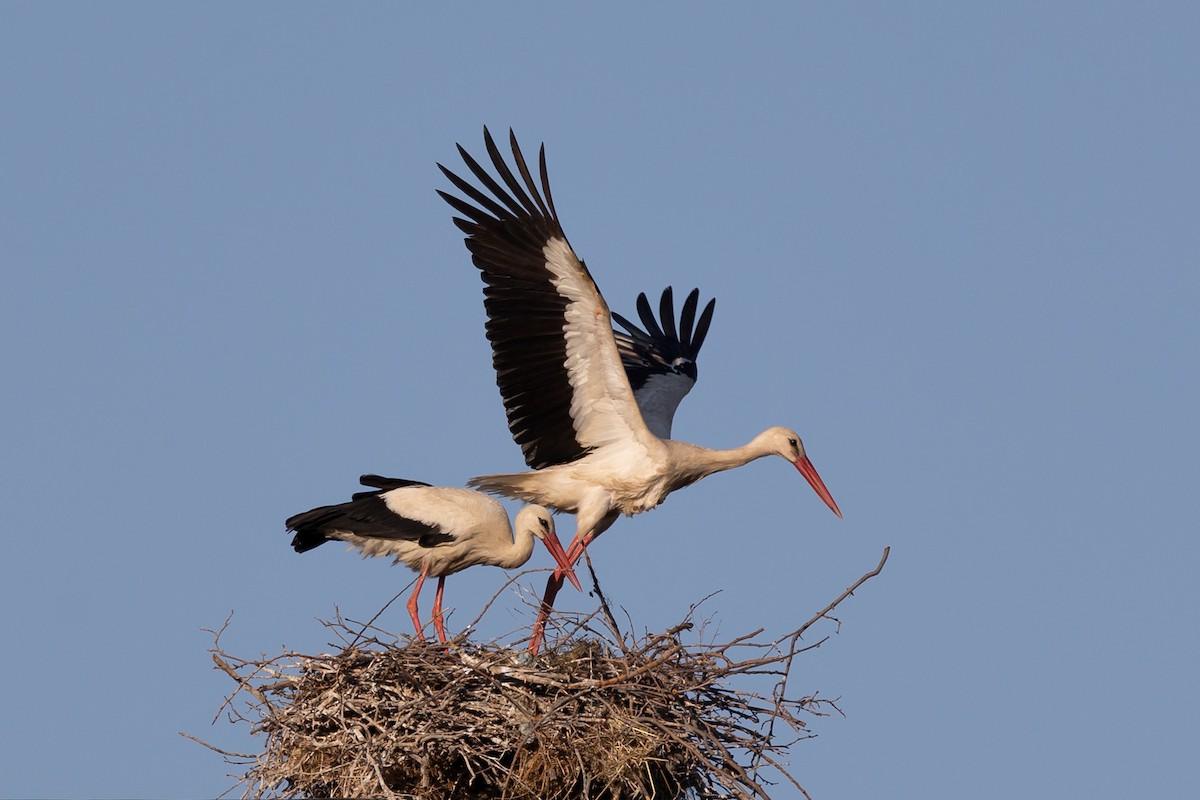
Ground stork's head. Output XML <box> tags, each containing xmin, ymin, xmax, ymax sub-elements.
<box><xmin>760</xmin><ymin>426</ymin><xmax>843</xmax><ymax>519</ymax></box>
<box><xmin>519</xmin><ymin>505</ymin><xmax>582</xmax><ymax>591</ymax></box>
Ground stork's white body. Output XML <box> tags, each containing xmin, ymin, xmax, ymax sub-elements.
<box><xmin>472</xmin><ymin>431</ymin><xmax>808</xmax><ymax>538</ymax></box>
<box><xmin>331</xmin><ymin>487</ymin><xmax>541</xmax><ymax>576</ymax></box>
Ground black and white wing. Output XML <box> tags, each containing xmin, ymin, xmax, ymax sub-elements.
<box><xmin>438</xmin><ymin>127</ymin><xmax>657</xmax><ymax>470</ymax></box>
<box><xmin>285</xmin><ymin>475</ymin><xmax>446</xmax><ymax>553</ymax></box>
<box><xmin>612</xmin><ymin>287</ymin><xmax>716</xmax><ymax>440</ymax></box>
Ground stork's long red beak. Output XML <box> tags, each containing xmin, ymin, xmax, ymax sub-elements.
<box><xmin>542</xmin><ymin>529</ymin><xmax>583</xmax><ymax>591</ymax></box>
<box><xmin>795</xmin><ymin>455</ymin><xmax>843</xmax><ymax>518</ymax></box>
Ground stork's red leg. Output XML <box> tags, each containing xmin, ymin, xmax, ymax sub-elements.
<box><xmin>432</xmin><ymin>575</ymin><xmax>448</xmax><ymax>644</ymax></box>
<box><xmin>533</xmin><ymin>512</ymin><xmax>619</xmax><ymax>654</ymax></box>
<box><xmin>563</xmin><ymin>535</ymin><xmax>592</xmax><ymax>568</ymax></box>
<box><xmin>407</xmin><ymin>563</ymin><xmax>430</xmax><ymax>641</ymax></box>
<box><xmin>559</xmin><ymin>510</ymin><xmax>619</xmax><ymax>577</ymax></box>
<box><xmin>529</xmin><ymin>572</ymin><xmax>565</xmax><ymax>655</ymax></box>
<box><xmin>531</xmin><ymin>535</ymin><xmax>585</xmax><ymax>653</ymax></box>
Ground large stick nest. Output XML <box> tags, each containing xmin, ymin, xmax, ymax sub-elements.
<box><xmin>193</xmin><ymin>548</ymin><xmax>887</xmax><ymax>799</ymax></box>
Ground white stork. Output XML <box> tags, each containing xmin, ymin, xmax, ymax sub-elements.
<box><xmin>438</xmin><ymin>128</ymin><xmax>842</xmax><ymax>652</ymax></box>
<box><xmin>286</xmin><ymin>474</ymin><xmax>582</xmax><ymax>644</ymax></box>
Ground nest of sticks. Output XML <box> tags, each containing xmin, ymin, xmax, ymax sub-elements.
<box><xmin>192</xmin><ymin>548</ymin><xmax>887</xmax><ymax>799</ymax></box>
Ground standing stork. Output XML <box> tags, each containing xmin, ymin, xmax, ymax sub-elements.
<box><xmin>286</xmin><ymin>474</ymin><xmax>582</xmax><ymax>644</ymax></box>
<box><xmin>438</xmin><ymin>128</ymin><xmax>842</xmax><ymax>652</ymax></box>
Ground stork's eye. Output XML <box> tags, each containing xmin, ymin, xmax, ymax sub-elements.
<box><xmin>788</xmin><ymin>438</ymin><xmax>798</xmax><ymax>449</ymax></box>
<box><xmin>539</xmin><ymin>518</ymin><xmax>550</xmax><ymax>531</ymax></box>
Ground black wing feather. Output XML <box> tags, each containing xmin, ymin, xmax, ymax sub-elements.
<box><xmin>678</xmin><ymin>288</ymin><xmax>698</xmax><ymax>346</ymax></box>
<box><xmin>439</xmin><ymin>127</ymin><xmax>600</xmax><ymax>469</ymax></box>
<box><xmin>356</xmin><ymin>474</ymin><xmax>432</xmax><ymax>496</ymax></box>
<box><xmin>689</xmin><ymin>297</ymin><xmax>716</xmax><ymax>354</ymax></box>
<box><xmin>659</xmin><ymin>287</ymin><xmax>678</xmax><ymax>342</ymax></box>
<box><xmin>612</xmin><ymin>287</ymin><xmax>717</xmax><ymax>391</ymax></box>
<box><xmin>286</xmin><ymin>476</ymin><xmax>447</xmax><ymax>553</ymax></box>
<box><xmin>611</xmin><ymin>287</ymin><xmax>717</xmax><ymax>439</ymax></box>
<box><xmin>636</xmin><ymin>292</ymin><xmax>666</xmax><ymax>340</ymax></box>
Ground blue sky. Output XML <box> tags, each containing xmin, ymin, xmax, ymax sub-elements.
<box><xmin>2</xmin><ymin>3</ymin><xmax>1197</xmax><ymax>797</ymax></box>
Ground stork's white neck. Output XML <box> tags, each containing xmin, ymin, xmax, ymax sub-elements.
<box><xmin>492</xmin><ymin>525</ymin><xmax>538</xmax><ymax>570</ymax></box>
<box><xmin>665</xmin><ymin>434</ymin><xmax>777</xmax><ymax>490</ymax></box>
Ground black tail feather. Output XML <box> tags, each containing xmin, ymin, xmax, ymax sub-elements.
<box><xmin>285</xmin><ymin>503</ymin><xmax>347</xmax><ymax>553</ymax></box>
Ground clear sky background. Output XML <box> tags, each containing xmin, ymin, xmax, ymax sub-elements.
<box><xmin>2</xmin><ymin>3</ymin><xmax>1197</xmax><ymax>798</ymax></box>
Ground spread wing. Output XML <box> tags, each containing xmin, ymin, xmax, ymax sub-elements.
<box><xmin>612</xmin><ymin>286</ymin><xmax>716</xmax><ymax>439</ymax></box>
<box><xmin>438</xmin><ymin>127</ymin><xmax>657</xmax><ymax>469</ymax></box>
